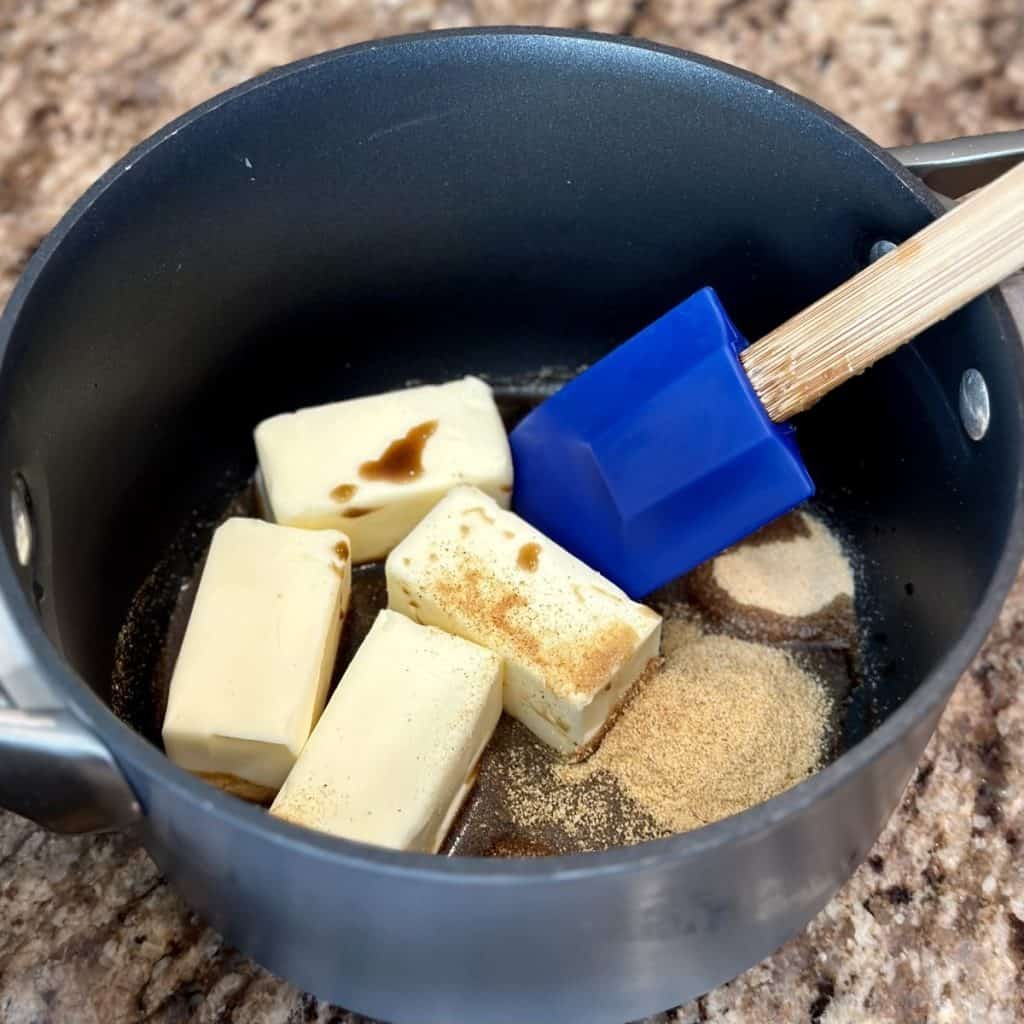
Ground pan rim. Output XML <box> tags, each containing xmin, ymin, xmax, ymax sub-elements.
<box><xmin>2</xmin><ymin>26</ymin><xmax>1022</xmax><ymax>884</ymax></box>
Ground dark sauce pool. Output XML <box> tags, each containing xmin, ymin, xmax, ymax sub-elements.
<box><xmin>111</xmin><ymin>376</ymin><xmax>872</xmax><ymax>857</ymax></box>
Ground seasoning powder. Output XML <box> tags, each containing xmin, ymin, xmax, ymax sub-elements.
<box><xmin>689</xmin><ymin>510</ymin><xmax>857</xmax><ymax>646</ymax></box>
<box><xmin>559</xmin><ymin>628</ymin><xmax>831</xmax><ymax>833</ymax></box>
<box><xmin>710</xmin><ymin>510</ymin><xmax>853</xmax><ymax>618</ymax></box>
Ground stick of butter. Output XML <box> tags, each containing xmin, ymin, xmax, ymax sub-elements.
<box><xmin>270</xmin><ymin>609</ymin><xmax>501</xmax><ymax>852</ymax></box>
<box><xmin>254</xmin><ymin>376</ymin><xmax>512</xmax><ymax>563</ymax></box>
<box><xmin>385</xmin><ymin>486</ymin><xmax>662</xmax><ymax>758</ymax></box>
<box><xmin>162</xmin><ymin>517</ymin><xmax>351</xmax><ymax>800</ymax></box>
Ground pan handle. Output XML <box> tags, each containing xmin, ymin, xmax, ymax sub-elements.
<box><xmin>0</xmin><ymin>594</ymin><xmax>140</xmax><ymax>832</ymax></box>
<box><xmin>891</xmin><ymin>130</ymin><xmax>1024</xmax><ymax>199</ymax></box>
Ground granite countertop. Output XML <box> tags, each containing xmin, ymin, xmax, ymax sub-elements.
<box><xmin>1</xmin><ymin>2</ymin><xmax>1022</xmax><ymax>1022</ymax></box>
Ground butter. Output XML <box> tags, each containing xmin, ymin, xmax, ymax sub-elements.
<box><xmin>254</xmin><ymin>376</ymin><xmax>512</xmax><ymax>563</ymax></box>
<box><xmin>162</xmin><ymin>517</ymin><xmax>351</xmax><ymax>795</ymax></box>
<box><xmin>270</xmin><ymin>609</ymin><xmax>501</xmax><ymax>852</ymax></box>
<box><xmin>385</xmin><ymin>486</ymin><xmax>662</xmax><ymax>757</ymax></box>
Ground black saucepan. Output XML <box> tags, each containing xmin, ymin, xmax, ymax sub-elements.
<box><xmin>0</xmin><ymin>29</ymin><xmax>1022</xmax><ymax>1024</ymax></box>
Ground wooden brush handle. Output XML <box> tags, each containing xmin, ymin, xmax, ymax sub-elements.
<box><xmin>740</xmin><ymin>161</ymin><xmax>1024</xmax><ymax>422</ymax></box>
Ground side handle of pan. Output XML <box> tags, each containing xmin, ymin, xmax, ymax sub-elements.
<box><xmin>892</xmin><ymin>129</ymin><xmax>1024</xmax><ymax>199</ymax></box>
<box><xmin>0</xmin><ymin>592</ymin><xmax>140</xmax><ymax>833</ymax></box>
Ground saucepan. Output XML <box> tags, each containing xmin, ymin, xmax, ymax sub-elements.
<box><xmin>0</xmin><ymin>29</ymin><xmax>1022</xmax><ymax>1024</ymax></box>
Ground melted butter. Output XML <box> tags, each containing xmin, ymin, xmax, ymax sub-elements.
<box><xmin>359</xmin><ymin>420</ymin><xmax>438</xmax><ymax>483</ymax></box>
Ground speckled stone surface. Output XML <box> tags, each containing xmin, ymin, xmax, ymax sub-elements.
<box><xmin>1</xmin><ymin>3</ymin><xmax>1023</xmax><ymax>1022</ymax></box>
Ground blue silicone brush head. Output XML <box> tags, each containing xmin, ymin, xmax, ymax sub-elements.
<box><xmin>509</xmin><ymin>287</ymin><xmax>815</xmax><ymax>598</ymax></box>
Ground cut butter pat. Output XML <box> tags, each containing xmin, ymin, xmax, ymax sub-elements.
<box><xmin>254</xmin><ymin>376</ymin><xmax>512</xmax><ymax>563</ymax></box>
<box><xmin>270</xmin><ymin>609</ymin><xmax>501</xmax><ymax>852</ymax></box>
<box><xmin>386</xmin><ymin>486</ymin><xmax>662</xmax><ymax>757</ymax></box>
<box><xmin>162</xmin><ymin>517</ymin><xmax>351</xmax><ymax>799</ymax></box>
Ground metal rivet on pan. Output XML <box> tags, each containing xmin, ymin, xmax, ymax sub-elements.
<box><xmin>11</xmin><ymin>474</ymin><xmax>33</xmax><ymax>567</ymax></box>
<box><xmin>959</xmin><ymin>368</ymin><xmax>990</xmax><ymax>441</ymax></box>
<box><xmin>869</xmin><ymin>240</ymin><xmax>897</xmax><ymax>263</ymax></box>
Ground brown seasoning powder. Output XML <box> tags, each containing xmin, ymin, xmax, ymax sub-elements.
<box><xmin>711</xmin><ymin>510</ymin><xmax>852</xmax><ymax>615</ymax></box>
<box><xmin>445</xmin><ymin>717</ymin><xmax>666</xmax><ymax>855</ymax></box>
<box><xmin>689</xmin><ymin>510</ymin><xmax>857</xmax><ymax>645</ymax></box>
<box><xmin>430</xmin><ymin>554</ymin><xmax>641</xmax><ymax>703</ymax></box>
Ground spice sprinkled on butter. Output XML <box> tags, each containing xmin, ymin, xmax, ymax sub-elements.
<box><xmin>386</xmin><ymin>486</ymin><xmax>661</xmax><ymax>757</ymax></box>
